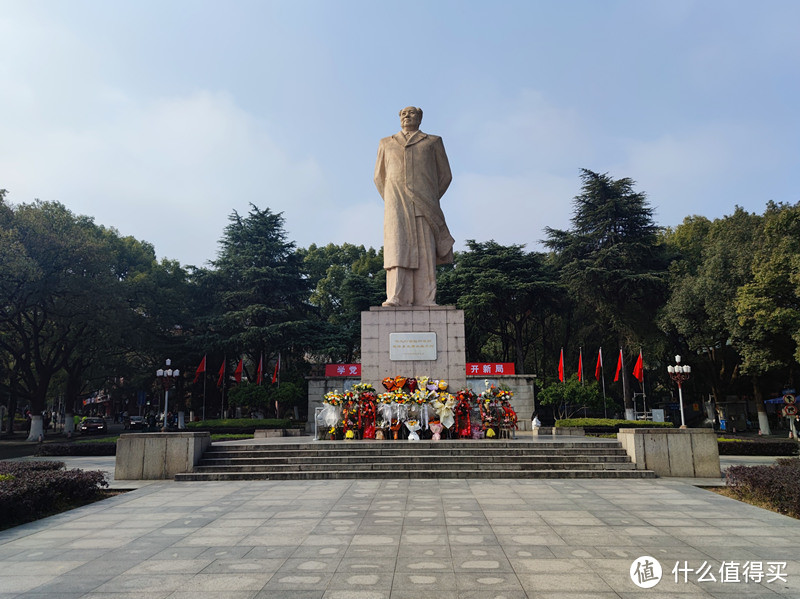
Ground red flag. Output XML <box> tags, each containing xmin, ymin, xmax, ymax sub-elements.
<box><xmin>272</xmin><ymin>354</ymin><xmax>280</xmax><ymax>384</ymax></box>
<box><xmin>614</xmin><ymin>349</ymin><xmax>622</xmax><ymax>382</ymax></box>
<box><xmin>558</xmin><ymin>348</ymin><xmax>564</xmax><ymax>382</ymax></box>
<box><xmin>234</xmin><ymin>359</ymin><xmax>243</xmax><ymax>383</ymax></box>
<box><xmin>633</xmin><ymin>350</ymin><xmax>644</xmax><ymax>382</ymax></box>
<box><xmin>193</xmin><ymin>355</ymin><xmax>206</xmax><ymax>383</ymax></box>
<box><xmin>256</xmin><ymin>355</ymin><xmax>263</xmax><ymax>385</ymax></box>
<box><xmin>217</xmin><ymin>361</ymin><xmax>225</xmax><ymax>388</ymax></box>
<box><xmin>595</xmin><ymin>348</ymin><xmax>603</xmax><ymax>381</ymax></box>
<box><xmin>577</xmin><ymin>349</ymin><xmax>583</xmax><ymax>382</ymax></box>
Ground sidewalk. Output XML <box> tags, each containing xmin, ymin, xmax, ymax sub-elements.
<box><xmin>0</xmin><ymin>443</ymin><xmax>798</xmax><ymax>597</ymax></box>
<box><xmin>0</xmin><ymin>477</ymin><xmax>798</xmax><ymax>598</ymax></box>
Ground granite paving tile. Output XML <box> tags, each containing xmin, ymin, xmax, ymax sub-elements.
<box><xmin>1</xmin><ymin>467</ymin><xmax>799</xmax><ymax>598</ymax></box>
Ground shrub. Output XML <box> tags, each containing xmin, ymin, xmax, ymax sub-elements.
<box><xmin>77</xmin><ymin>436</ymin><xmax>120</xmax><ymax>444</ymax></box>
<box><xmin>186</xmin><ymin>418</ymin><xmax>291</xmax><ymax>432</ymax></box>
<box><xmin>725</xmin><ymin>459</ymin><xmax>800</xmax><ymax>518</ymax></box>
<box><xmin>35</xmin><ymin>442</ymin><xmax>117</xmax><ymax>456</ymax></box>
<box><xmin>718</xmin><ymin>440</ymin><xmax>798</xmax><ymax>456</ymax></box>
<box><xmin>0</xmin><ymin>461</ymin><xmax>65</xmax><ymax>474</ymax></box>
<box><xmin>211</xmin><ymin>434</ymin><xmax>254</xmax><ymax>441</ymax></box>
<box><xmin>557</xmin><ymin>418</ymin><xmax>674</xmax><ymax>433</ymax></box>
<box><xmin>0</xmin><ymin>461</ymin><xmax>108</xmax><ymax>529</ymax></box>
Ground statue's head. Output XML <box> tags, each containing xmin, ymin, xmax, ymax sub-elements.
<box><xmin>399</xmin><ymin>106</ymin><xmax>423</xmax><ymax>131</ymax></box>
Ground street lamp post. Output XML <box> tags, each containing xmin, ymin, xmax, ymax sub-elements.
<box><xmin>667</xmin><ymin>355</ymin><xmax>691</xmax><ymax>429</ymax></box>
<box><xmin>156</xmin><ymin>359</ymin><xmax>180</xmax><ymax>432</ymax></box>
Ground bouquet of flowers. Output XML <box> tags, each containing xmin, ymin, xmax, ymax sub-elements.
<box><xmin>405</xmin><ymin>419</ymin><xmax>422</xmax><ymax>441</ymax></box>
<box><xmin>410</xmin><ymin>388</ymin><xmax>432</xmax><ymax>405</ymax></box>
<box><xmin>377</xmin><ymin>392</ymin><xmax>395</xmax><ymax>404</ymax></box>
<box><xmin>351</xmin><ymin>382</ymin><xmax>375</xmax><ymax>395</ymax></box>
<box><xmin>432</xmin><ymin>392</ymin><xmax>456</xmax><ymax>429</ymax></box>
<box><xmin>321</xmin><ymin>390</ymin><xmax>343</xmax><ymax>428</ymax></box>
<box><xmin>478</xmin><ymin>379</ymin><xmax>496</xmax><ymax>402</ymax></box>
<box><xmin>497</xmin><ymin>389</ymin><xmax>514</xmax><ymax>402</ymax></box>
<box><xmin>323</xmin><ymin>390</ymin><xmax>344</xmax><ymax>406</ymax></box>
<box><xmin>391</xmin><ymin>390</ymin><xmax>411</xmax><ymax>405</ymax></box>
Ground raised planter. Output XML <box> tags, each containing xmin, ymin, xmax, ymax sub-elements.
<box><xmin>115</xmin><ymin>432</ymin><xmax>211</xmax><ymax>480</ymax></box>
<box><xmin>617</xmin><ymin>428</ymin><xmax>720</xmax><ymax>478</ymax></box>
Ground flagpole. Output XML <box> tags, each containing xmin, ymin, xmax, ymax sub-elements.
<box><xmin>559</xmin><ymin>347</ymin><xmax>566</xmax><ymax>421</ymax></box>
<box><xmin>202</xmin><ymin>356</ymin><xmax>207</xmax><ymax>422</ymax></box>
<box><xmin>621</xmin><ymin>348</ymin><xmax>632</xmax><ymax>420</ymax></box>
<box><xmin>599</xmin><ymin>347</ymin><xmax>607</xmax><ymax>419</ymax></box>
<box><xmin>222</xmin><ymin>356</ymin><xmax>226</xmax><ymax>420</ymax></box>
<box><xmin>579</xmin><ymin>346</ymin><xmax>585</xmax><ymax>417</ymax></box>
<box><xmin>274</xmin><ymin>351</ymin><xmax>281</xmax><ymax>419</ymax></box>
<box><xmin>640</xmin><ymin>348</ymin><xmax>647</xmax><ymax>418</ymax></box>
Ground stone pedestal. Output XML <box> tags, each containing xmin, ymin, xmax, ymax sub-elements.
<box><xmin>361</xmin><ymin>306</ymin><xmax>466</xmax><ymax>390</ymax></box>
<box><xmin>617</xmin><ymin>428</ymin><xmax>721</xmax><ymax>478</ymax></box>
<box><xmin>115</xmin><ymin>432</ymin><xmax>210</xmax><ymax>480</ymax></box>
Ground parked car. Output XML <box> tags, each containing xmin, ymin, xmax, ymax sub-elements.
<box><xmin>125</xmin><ymin>415</ymin><xmax>145</xmax><ymax>430</ymax></box>
<box><xmin>79</xmin><ymin>417</ymin><xmax>107</xmax><ymax>435</ymax></box>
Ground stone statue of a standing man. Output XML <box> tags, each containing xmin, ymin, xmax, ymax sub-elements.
<box><xmin>374</xmin><ymin>106</ymin><xmax>454</xmax><ymax>307</ymax></box>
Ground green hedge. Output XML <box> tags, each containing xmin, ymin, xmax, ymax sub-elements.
<box><xmin>718</xmin><ymin>440</ymin><xmax>799</xmax><ymax>456</ymax></box>
<box><xmin>186</xmin><ymin>418</ymin><xmax>292</xmax><ymax>434</ymax></box>
<box><xmin>556</xmin><ymin>418</ymin><xmax>674</xmax><ymax>433</ymax></box>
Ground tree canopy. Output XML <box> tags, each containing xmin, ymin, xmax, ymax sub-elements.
<box><xmin>3</xmin><ymin>171</ymin><xmax>799</xmax><ymax>430</ymax></box>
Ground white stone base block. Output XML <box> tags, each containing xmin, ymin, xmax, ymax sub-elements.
<box><xmin>115</xmin><ymin>432</ymin><xmax>210</xmax><ymax>480</ymax></box>
<box><xmin>617</xmin><ymin>428</ymin><xmax>721</xmax><ymax>477</ymax></box>
<box><xmin>361</xmin><ymin>305</ymin><xmax>466</xmax><ymax>391</ymax></box>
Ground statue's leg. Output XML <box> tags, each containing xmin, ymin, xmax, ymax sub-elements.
<box><xmin>412</xmin><ymin>217</ymin><xmax>437</xmax><ymax>306</ymax></box>
<box><xmin>384</xmin><ymin>267</ymin><xmax>413</xmax><ymax>306</ymax></box>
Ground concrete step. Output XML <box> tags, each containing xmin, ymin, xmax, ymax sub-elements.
<box><xmin>192</xmin><ymin>461</ymin><xmax>637</xmax><ymax>473</ymax></box>
<box><xmin>176</xmin><ymin>468</ymin><xmax>655</xmax><ymax>481</ymax></box>
<box><xmin>209</xmin><ymin>440</ymin><xmax>619</xmax><ymax>451</ymax></box>
<box><xmin>200</xmin><ymin>447</ymin><xmax>631</xmax><ymax>457</ymax></box>
<box><xmin>198</xmin><ymin>455</ymin><xmax>635</xmax><ymax>467</ymax></box>
<box><xmin>176</xmin><ymin>438</ymin><xmax>651</xmax><ymax>481</ymax></box>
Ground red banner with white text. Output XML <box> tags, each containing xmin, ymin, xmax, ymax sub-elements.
<box><xmin>325</xmin><ymin>364</ymin><xmax>362</xmax><ymax>377</ymax></box>
<box><xmin>466</xmin><ymin>363</ymin><xmax>515</xmax><ymax>376</ymax></box>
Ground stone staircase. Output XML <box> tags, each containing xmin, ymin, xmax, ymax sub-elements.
<box><xmin>174</xmin><ymin>439</ymin><xmax>655</xmax><ymax>481</ymax></box>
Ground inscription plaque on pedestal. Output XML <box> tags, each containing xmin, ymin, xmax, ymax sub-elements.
<box><xmin>361</xmin><ymin>306</ymin><xmax>466</xmax><ymax>391</ymax></box>
<box><xmin>389</xmin><ymin>332</ymin><xmax>437</xmax><ymax>361</ymax></box>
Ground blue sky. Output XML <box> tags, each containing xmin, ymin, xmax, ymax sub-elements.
<box><xmin>2</xmin><ymin>0</ymin><xmax>798</xmax><ymax>267</ymax></box>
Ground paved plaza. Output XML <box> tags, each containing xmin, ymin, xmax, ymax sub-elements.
<box><xmin>0</xmin><ymin>445</ymin><xmax>799</xmax><ymax>598</ymax></box>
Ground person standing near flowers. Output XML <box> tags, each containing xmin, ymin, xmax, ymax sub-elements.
<box><xmin>374</xmin><ymin>106</ymin><xmax>454</xmax><ymax>307</ymax></box>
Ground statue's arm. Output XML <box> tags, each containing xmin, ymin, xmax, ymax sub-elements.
<box><xmin>435</xmin><ymin>138</ymin><xmax>452</xmax><ymax>198</ymax></box>
<box><xmin>374</xmin><ymin>141</ymin><xmax>386</xmax><ymax>199</ymax></box>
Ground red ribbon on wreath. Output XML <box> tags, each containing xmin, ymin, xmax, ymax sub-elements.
<box><xmin>342</xmin><ymin>398</ymin><xmax>358</xmax><ymax>437</ymax></box>
<box><xmin>479</xmin><ymin>398</ymin><xmax>497</xmax><ymax>431</ymax></box>
<box><xmin>359</xmin><ymin>396</ymin><xmax>377</xmax><ymax>439</ymax></box>
<box><xmin>454</xmin><ymin>390</ymin><xmax>473</xmax><ymax>438</ymax></box>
